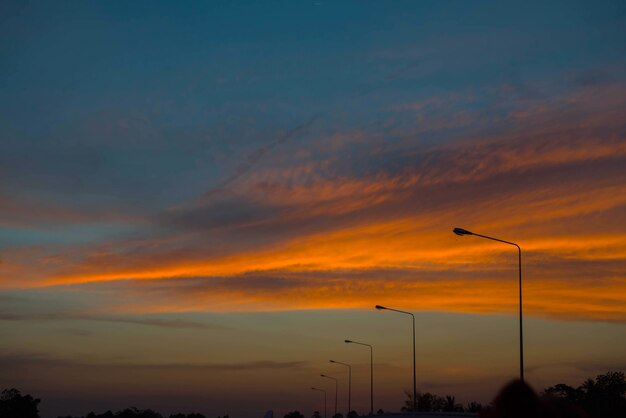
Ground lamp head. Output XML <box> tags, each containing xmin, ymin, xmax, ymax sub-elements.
<box><xmin>344</xmin><ymin>339</ymin><xmax>352</xmax><ymax>343</ymax></box>
<box><xmin>320</xmin><ymin>374</ymin><xmax>326</xmax><ymax>377</ymax></box>
<box><xmin>375</xmin><ymin>305</ymin><xmax>387</xmax><ymax>310</ymax></box>
<box><xmin>329</xmin><ymin>360</ymin><xmax>335</xmax><ymax>363</ymax></box>
<box><xmin>453</xmin><ymin>227</ymin><xmax>473</xmax><ymax>236</ymax></box>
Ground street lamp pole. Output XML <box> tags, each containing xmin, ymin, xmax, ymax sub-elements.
<box><xmin>330</xmin><ymin>360</ymin><xmax>351</xmax><ymax>416</ymax></box>
<box><xmin>453</xmin><ymin>227</ymin><xmax>524</xmax><ymax>382</ymax></box>
<box><xmin>375</xmin><ymin>305</ymin><xmax>416</xmax><ymax>412</ymax></box>
<box><xmin>345</xmin><ymin>339</ymin><xmax>373</xmax><ymax>415</ymax></box>
<box><xmin>312</xmin><ymin>387</ymin><xmax>327</xmax><ymax>418</ymax></box>
<box><xmin>321</xmin><ymin>374</ymin><xmax>338</xmax><ymax>416</ymax></box>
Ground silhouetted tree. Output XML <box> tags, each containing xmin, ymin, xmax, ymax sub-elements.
<box><xmin>441</xmin><ymin>395</ymin><xmax>463</xmax><ymax>412</ymax></box>
<box><xmin>465</xmin><ymin>401</ymin><xmax>482</xmax><ymax>412</ymax></box>
<box><xmin>376</xmin><ymin>409</ymin><xmax>384</xmax><ymax>415</ymax></box>
<box><xmin>417</xmin><ymin>392</ymin><xmax>436</xmax><ymax>411</ymax></box>
<box><xmin>542</xmin><ymin>383</ymin><xmax>581</xmax><ymax>404</ymax></box>
<box><xmin>0</xmin><ymin>388</ymin><xmax>41</xmax><ymax>418</ymax></box>
<box><xmin>346</xmin><ymin>410</ymin><xmax>358</xmax><ymax>418</ymax></box>
<box><xmin>443</xmin><ymin>395</ymin><xmax>454</xmax><ymax>412</ymax></box>
<box><xmin>402</xmin><ymin>390</ymin><xmax>448</xmax><ymax>412</ymax></box>
<box><xmin>170</xmin><ymin>414</ymin><xmax>206</xmax><ymax>418</ymax></box>
<box><xmin>400</xmin><ymin>390</ymin><xmax>415</xmax><ymax>412</ymax></box>
<box><xmin>331</xmin><ymin>413</ymin><xmax>342</xmax><ymax>418</ymax></box>
<box><xmin>400</xmin><ymin>389</ymin><xmax>485</xmax><ymax>413</ymax></box>
<box><xmin>311</xmin><ymin>411</ymin><xmax>321</xmax><ymax>418</ymax></box>
<box><xmin>543</xmin><ymin>371</ymin><xmax>626</xmax><ymax>418</ymax></box>
<box><xmin>116</xmin><ymin>407</ymin><xmax>163</xmax><ymax>418</ymax></box>
<box><xmin>284</xmin><ymin>411</ymin><xmax>304</xmax><ymax>418</ymax></box>
<box><xmin>83</xmin><ymin>412</ymin><xmax>115</xmax><ymax>418</ymax></box>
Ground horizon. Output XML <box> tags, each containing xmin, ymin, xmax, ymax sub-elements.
<box><xmin>1</xmin><ymin>1</ymin><xmax>626</xmax><ymax>418</ymax></box>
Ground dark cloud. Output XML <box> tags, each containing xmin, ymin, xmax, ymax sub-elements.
<box><xmin>0</xmin><ymin>311</ymin><xmax>227</xmax><ymax>330</ymax></box>
<box><xmin>202</xmin><ymin>115</ymin><xmax>321</xmax><ymax>198</ymax></box>
<box><xmin>160</xmin><ymin>194</ymin><xmax>285</xmax><ymax>231</ymax></box>
<box><xmin>120</xmin><ymin>268</ymin><xmax>508</xmax><ymax>295</ymax></box>
<box><xmin>62</xmin><ymin>328</ymin><xmax>94</xmax><ymax>337</ymax></box>
<box><xmin>0</xmin><ymin>137</ymin><xmax>104</xmax><ymax>194</ymax></box>
<box><xmin>527</xmin><ymin>254</ymin><xmax>626</xmax><ymax>281</ymax></box>
<box><xmin>156</xmin><ymin>151</ymin><xmax>626</xmax><ymax>251</ymax></box>
<box><xmin>0</xmin><ymin>351</ymin><xmax>308</xmax><ymax>372</ymax></box>
<box><xmin>155</xmin><ymin>76</ymin><xmax>626</xmax><ymax>244</ymax></box>
<box><xmin>525</xmin><ymin>361</ymin><xmax>626</xmax><ymax>375</ymax></box>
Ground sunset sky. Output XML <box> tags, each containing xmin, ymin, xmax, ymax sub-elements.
<box><xmin>1</xmin><ymin>1</ymin><xmax>626</xmax><ymax>417</ymax></box>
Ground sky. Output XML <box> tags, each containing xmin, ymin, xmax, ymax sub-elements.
<box><xmin>1</xmin><ymin>1</ymin><xmax>626</xmax><ymax>417</ymax></box>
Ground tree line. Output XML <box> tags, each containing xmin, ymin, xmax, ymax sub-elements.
<box><xmin>1</xmin><ymin>371</ymin><xmax>624</xmax><ymax>418</ymax></box>
<box><xmin>285</xmin><ymin>371</ymin><xmax>626</xmax><ymax>418</ymax></box>
<box><xmin>390</xmin><ymin>371</ymin><xmax>625</xmax><ymax>417</ymax></box>
<box><xmin>0</xmin><ymin>391</ymin><xmax>217</xmax><ymax>418</ymax></box>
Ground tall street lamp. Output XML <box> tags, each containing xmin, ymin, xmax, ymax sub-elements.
<box><xmin>375</xmin><ymin>305</ymin><xmax>416</xmax><ymax>412</ymax></box>
<box><xmin>330</xmin><ymin>360</ymin><xmax>351</xmax><ymax>416</ymax></box>
<box><xmin>321</xmin><ymin>374</ymin><xmax>338</xmax><ymax>416</ymax></box>
<box><xmin>311</xmin><ymin>387</ymin><xmax>327</xmax><ymax>418</ymax></box>
<box><xmin>453</xmin><ymin>227</ymin><xmax>524</xmax><ymax>382</ymax></box>
<box><xmin>345</xmin><ymin>339</ymin><xmax>373</xmax><ymax>415</ymax></box>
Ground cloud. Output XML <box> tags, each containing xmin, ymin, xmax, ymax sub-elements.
<box><xmin>160</xmin><ymin>193</ymin><xmax>284</xmax><ymax>232</ymax></box>
<box><xmin>0</xmin><ymin>351</ymin><xmax>308</xmax><ymax>372</ymax></box>
<box><xmin>2</xmin><ymin>75</ymin><xmax>626</xmax><ymax>325</ymax></box>
<box><xmin>525</xmin><ymin>361</ymin><xmax>626</xmax><ymax>376</ymax></box>
<box><xmin>0</xmin><ymin>310</ymin><xmax>226</xmax><ymax>330</ymax></box>
<box><xmin>200</xmin><ymin>115</ymin><xmax>321</xmax><ymax>198</ymax></box>
<box><xmin>0</xmin><ymin>194</ymin><xmax>142</xmax><ymax>228</ymax></box>
<box><xmin>40</xmin><ymin>254</ymin><xmax>625</xmax><ymax>323</ymax></box>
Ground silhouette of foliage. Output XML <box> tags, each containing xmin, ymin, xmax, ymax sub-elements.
<box><xmin>542</xmin><ymin>383</ymin><xmax>581</xmax><ymax>403</ymax></box>
<box><xmin>4</xmin><ymin>372</ymin><xmax>624</xmax><ymax>418</ymax></box>
<box><xmin>331</xmin><ymin>413</ymin><xmax>342</xmax><ymax>418</ymax></box>
<box><xmin>66</xmin><ymin>408</ymin><xmax>164</xmax><ymax>418</ymax></box>
<box><xmin>58</xmin><ymin>409</ymin><xmax>208</xmax><ymax>418</ymax></box>
<box><xmin>443</xmin><ymin>395</ymin><xmax>463</xmax><ymax>412</ymax></box>
<box><xmin>0</xmin><ymin>388</ymin><xmax>41</xmax><ymax>418</ymax></box>
<box><xmin>401</xmin><ymin>390</ymin><xmax>465</xmax><ymax>412</ymax></box>
<box><xmin>284</xmin><ymin>411</ymin><xmax>304</xmax><ymax>418</ymax></box>
<box><xmin>170</xmin><ymin>414</ymin><xmax>206</xmax><ymax>418</ymax></box>
<box><xmin>83</xmin><ymin>412</ymin><xmax>115</xmax><ymax>418</ymax></box>
<box><xmin>87</xmin><ymin>412</ymin><xmax>115</xmax><ymax>418</ymax></box>
<box><xmin>542</xmin><ymin>371</ymin><xmax>626</xmax><ymax>418</ymax></box>
<box><xmin>465</xmin><ymin>401</ymin><xmax>482</xmax><ymax>412</ymax></box>
<box><xmin>116</xmin><ymin>408</ymin><xmax>162</xmax><ymax>418</ymax></box>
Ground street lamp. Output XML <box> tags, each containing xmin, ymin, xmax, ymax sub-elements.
<box><xmin>321</xmin><ymin>374</ymin><xmax>338</xmax><ymax>416</ymax></box>
<box><xmin>375</xmin><ymin>305</ymin><xmax>416</xmax><ymax>412</ymax></box>
<box><xmin>345</xmin><ymin>339</ymin><xmax>373</xmax><ymax>415</ymax></box>
<box><xmin>330</xmin><ymin>360</ymin><xmax>351</xmax><ymax>416</ymax></box>
<box><xmin>453</xmin><ymin>227</ymin><xmax>524</xmax><ymax>382</ymax></box>
<box><xmin>312</xmin><ymin>387</ymin><xmax>327</xmax><ymax>418</ymax></box>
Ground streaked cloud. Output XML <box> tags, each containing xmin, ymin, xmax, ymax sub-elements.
<box><xmin>0</xmin><ymin>351</ymin><xmax>307</xmax><ymax>371</ymax></box>
<box><xmin>0</xmin><ymin>311</ymin><xmax>226</xmax><ymax>330</ymax></box>
<box><xmin>1</xmin><ymin>76</ymin><xmax>624</xmax><ymax>326</ymax></box>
